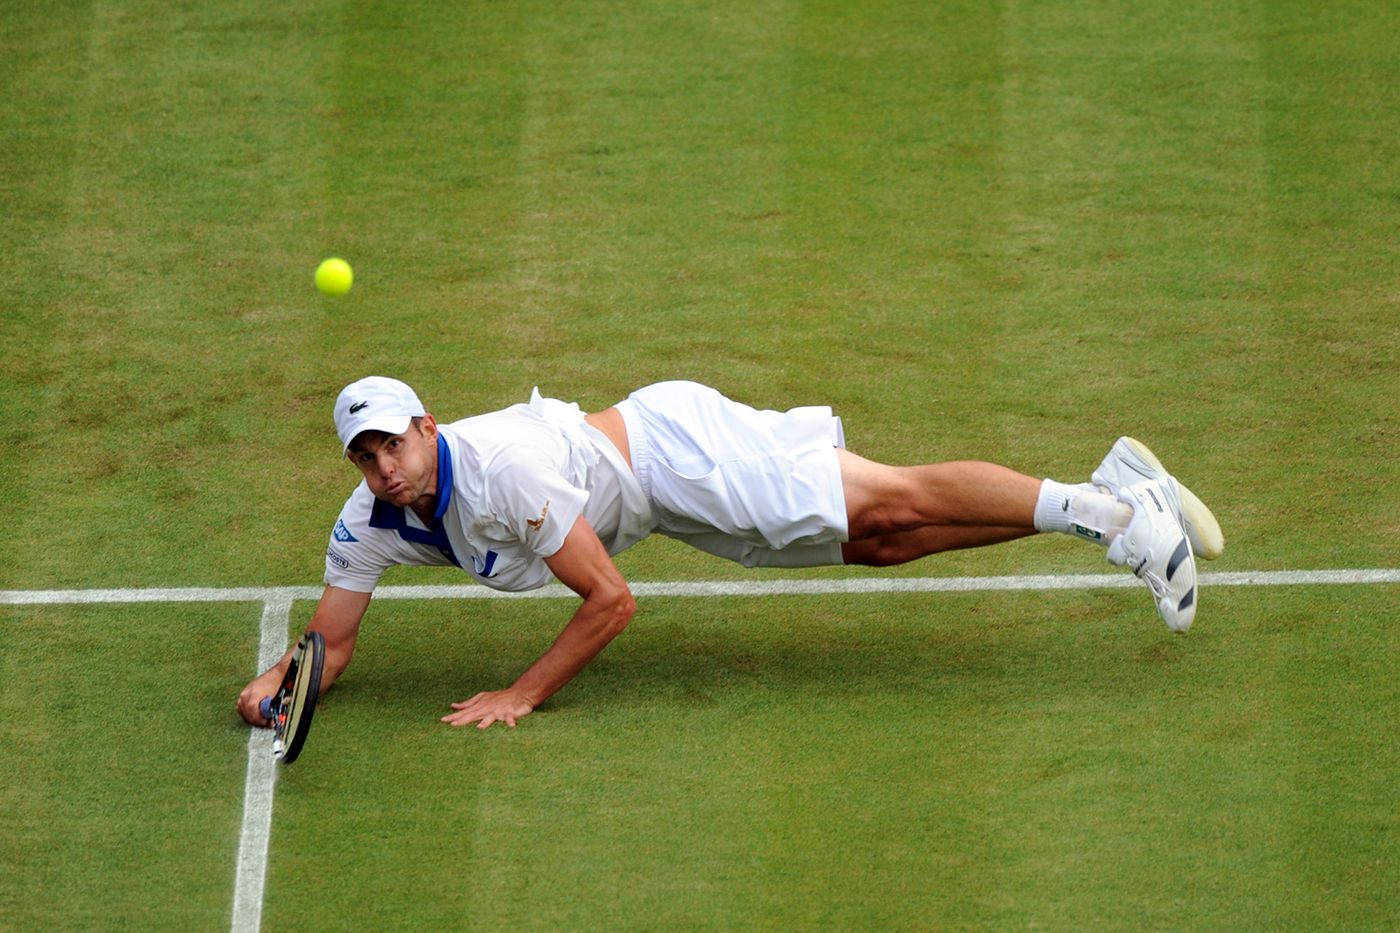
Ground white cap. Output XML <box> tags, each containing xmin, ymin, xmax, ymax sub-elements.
<box><xmin>333</xmin><ymin>376</ymin><xmax>427</xmax><ymax>451</ymax></box>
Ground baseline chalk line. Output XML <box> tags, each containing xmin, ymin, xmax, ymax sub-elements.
<box><xmin>2</xmin><ymin>569</ymin><xmax>1397</xmax><ymax>607</ymax></box>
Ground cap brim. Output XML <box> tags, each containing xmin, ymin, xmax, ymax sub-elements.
<box><xmin>341</xmin><ymin>414</ymin><xmax>414</xmax><ymax>452</ymax></box>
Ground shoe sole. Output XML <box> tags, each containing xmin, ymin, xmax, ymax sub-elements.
<box><xmin>1120</xmin><ymin>437</ymin><xmax>1224</xmax><ymax>560</ymax></box>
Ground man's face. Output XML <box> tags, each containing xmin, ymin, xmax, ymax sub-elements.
<box><xmin>346</xmin><ymin>414</ymin><xmax>439</xmax><ymax>509</ymax></box>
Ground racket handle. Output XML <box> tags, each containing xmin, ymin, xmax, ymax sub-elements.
<box><xmin>259</xmin><ymin>697</ymin><xmax>273</xmax><ymax>720</ymax></box>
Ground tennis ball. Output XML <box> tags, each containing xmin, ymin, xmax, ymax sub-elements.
<box><xmin>315</xmin><ymin>257</ymin><xmax>353</xmax><ymax>296</ymax></box>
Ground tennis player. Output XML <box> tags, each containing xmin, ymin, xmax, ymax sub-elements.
<box><xmin>236</xmin><ymin>377</ymin><xmax>1222</xmax><ymax>730</ymax></box>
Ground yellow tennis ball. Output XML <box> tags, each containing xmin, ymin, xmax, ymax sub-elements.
<box><xmin>315</xmin><ymin>257</ymin><xmax>353</xmax><ymax>296</ymax></box>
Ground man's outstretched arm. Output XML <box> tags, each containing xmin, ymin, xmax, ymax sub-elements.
<box><xmin>235</xmin><ymin>585</ymin><xmax>371</xmax><ymax>726</ymax></box>
<box><xmin>442</xmin><ymin>516</ymin><xmax>636</xmax><ymax>729</ymax></box>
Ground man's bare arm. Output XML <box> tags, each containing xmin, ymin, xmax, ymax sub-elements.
<box><xmin>235</xmin><ymin>585</ymin><xmax>371</xmax><ymax>726</ymax></box>
<box><xmin>442</xmin><ymin>516</ymin><xmax>636</xmax><ymax>729</ymax></box>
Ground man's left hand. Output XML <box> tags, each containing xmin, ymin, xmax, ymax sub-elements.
<box><xmin>442</xmin><ymin>689</ymin><xmax>535</xmax><ymax>729</ymax></box>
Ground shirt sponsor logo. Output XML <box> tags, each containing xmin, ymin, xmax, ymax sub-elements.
<box><xmin>326</xmin><ymin>546</ymin><xmax>350</xmax><ymax>570</ymax></box>
<box><xmin>526</xmin><ymin>500</ymin><xmax>550</xmax><ymax>531</ymax></box>
<box><xmin>471</xmin><ymin>550</ymin><xmax>500</xmax><ymax>578</ymax></box>
<box><xmin>333</xmin><ymin>520</ymin><xmax>358</xmax><ymax>543</ymax></box>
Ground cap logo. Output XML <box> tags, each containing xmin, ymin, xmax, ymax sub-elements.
<box><xmin>349</xmin><ymin>400</ymin><xmax>371</xmax><ymax>414</ymax></box>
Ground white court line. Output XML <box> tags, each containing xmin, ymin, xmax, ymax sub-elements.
<box><xmin>0</xmin><ymin>586</ymin><xmax>323</xmax><ymax>605</ymax></box>
<box><xmin>229</xmin><ymin>594</ymin><xmax>291</xmax><ymax>933</ymax></box>
<box><xmin>1</xmin><ymin>569</ymin><xmax>1398</xmax><ymax>606</ymax></box>
<box><xmin>4</xmin><ymin>566</ymin><xmax>1397</xmax><ymax>933</ymax></box>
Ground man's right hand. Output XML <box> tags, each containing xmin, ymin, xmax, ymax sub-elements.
<box><xmin>232</xmin><ymin>585</ymin><xmax>372</xmax><ymax>729</ymax></box>
<box><xmin>236</xmin><ymin>669</ymin><xmax>285</xmax><ymax>727</ymax></box>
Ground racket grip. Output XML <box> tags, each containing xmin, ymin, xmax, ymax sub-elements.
<box><xmin>259</xmin><ymin>697</ymin><xmax>273</xmax><ymax>720</ymax></box>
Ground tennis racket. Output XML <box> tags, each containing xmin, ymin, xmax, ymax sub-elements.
<box><xmin>257</xmin><ymin>630</ymin><xmax>325</xmax><ymax>764</ymax></box>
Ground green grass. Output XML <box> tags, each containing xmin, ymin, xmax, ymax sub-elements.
<box><xmin>0</xmin><ymin>603</ymin><xmax>259</xmax><ymax>929</ymax></box>
<box><xmin>2</xmin><ymin>0</ymin><xmax>1397</xmax><ymax>928</ymax></box>
<box><xmin>9</xmin><ymin>589</ymin><xmax>1392</xmax><ymax>928</ymax></box>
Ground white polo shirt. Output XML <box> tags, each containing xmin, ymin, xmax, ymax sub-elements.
<box><xmin>324</xmin><ymin>390</ymin><xmax>654</xmax><ymax>593</ymax></box>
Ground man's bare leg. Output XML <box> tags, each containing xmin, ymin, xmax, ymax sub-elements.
<box><xmin>837</xmin><ymin>449</ymin><xmax>1042</xmax><ymax>539</ymax></box>
<box><xmin>832</xmin><ymin>444</ymin><xmax>1205</xmax><ymax>632</ymax></box>
<box><xmin>841</xmin><ymin>525</ymin><xmax>1034</xmax><ymax>566</ymax></box>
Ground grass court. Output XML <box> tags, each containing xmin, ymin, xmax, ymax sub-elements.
<box><xmin>2</xmin><ymin>1</ymin><xmax>1397</xmax><ymax>929</ymax></box>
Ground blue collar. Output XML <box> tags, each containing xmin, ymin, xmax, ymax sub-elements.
<box><xmin>431</xmin><ymin>432</ymin><xmax>454</xmax><ymax>522</ymax></box>
<box><xmin>368</xmin><ymin>434</ymin><xmax>460</xmax><ymax>567</ymax></box>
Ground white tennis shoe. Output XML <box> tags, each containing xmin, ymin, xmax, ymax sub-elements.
<box><xmin>1091</xmin><ymin>437</ymin><xmax>1224</xmax><ymax>560</ymax></box>
<box><xmin>1108</xmin><ymin>479</ymin><xmax>1198</xmax><ymax>632</ymax></box>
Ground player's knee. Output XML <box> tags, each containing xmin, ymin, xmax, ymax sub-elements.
<box><xmin>848</xmin><ymin>489</ymin><xmax>925</xmax><ymax>539</ymax></box>
<box><xmin>839</xmin><ymin>452</ymin><xmax>929</xmax><ymax>538</ymax></box>
<box><xmin>842</xmin><ymin>536</ymin><xmax>908</xmax><ymax>567</ymax></box>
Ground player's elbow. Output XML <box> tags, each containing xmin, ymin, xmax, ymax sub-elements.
<box><xmin>597</xmin><ymin>584</ymin><xmax>637</xmax><ymax>637</ymax></box>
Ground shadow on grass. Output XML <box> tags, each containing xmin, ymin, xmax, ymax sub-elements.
<box><xmin>327</xmin><ymin>589</ymin><xmax>1184</xmax><ymax>723</ymax></box>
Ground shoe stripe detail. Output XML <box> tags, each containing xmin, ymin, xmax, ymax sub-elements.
<box><xmin>1178</xmin><ymin>588</ymin><xmax>1195</xmax><ymax>611</ymax></box>
<box><xmin>1167</xmin><ymin>538</ymin><xmax>1190</xmax><ymax>581</ymax></box>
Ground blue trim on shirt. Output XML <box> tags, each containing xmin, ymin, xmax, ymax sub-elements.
<box><xmin>368</xmin><ymin>434</ymin><xmax>461</xmax><ymax>568</ymax></box>
<box><xmin>433</xmin><ymin>433</ymin><xmax>453</xmax><ymax>523</ymax></box>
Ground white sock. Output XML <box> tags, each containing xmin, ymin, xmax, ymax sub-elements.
<box><xmin>1033</xmin><ymin>479</ymin><xmax>1077</xmax><ymax>534</ymax></box>
<box><xmin>1033</xmin><ymin>479</ymin><xmax>1132</xmax><ymax>547</ymax></box>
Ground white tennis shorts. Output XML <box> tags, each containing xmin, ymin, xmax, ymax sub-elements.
<box><xmin>616</xmin><ymin>381</ymin><xmax>849</xmax><ymax>568</ymax></box>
